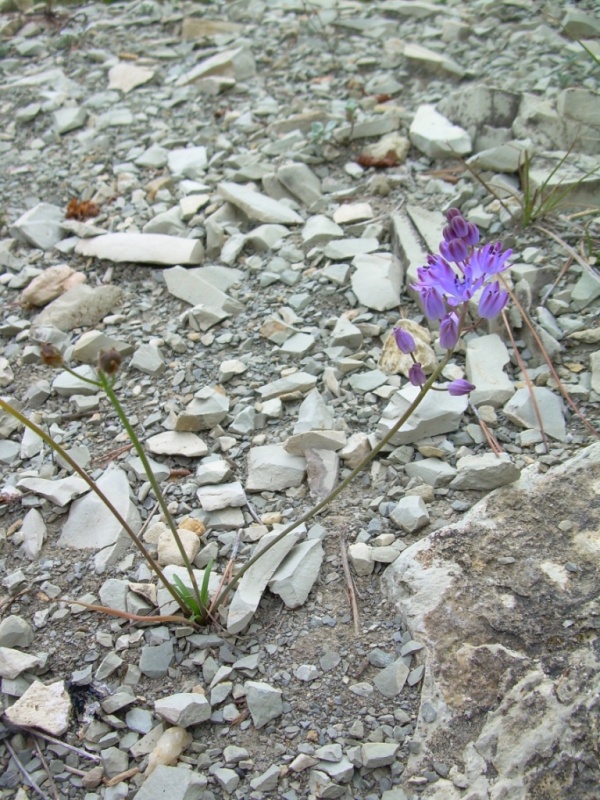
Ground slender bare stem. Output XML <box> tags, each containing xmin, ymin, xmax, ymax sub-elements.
<box><xmin>100</xmin><ymin>375</ymin><xmax>202</xmax><ymax>609</ymax></box>
<box><xmin>212</xmin><ymin>353</ymin><xmax>452</xmax><ymax>612</ymax></box>
<box><xmin>0</xmin><ymin>398</ymin><xmax>189</xmax><ymax>614</ymax></box>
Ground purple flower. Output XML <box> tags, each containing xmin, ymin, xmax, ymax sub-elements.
<box><xmin>439</xmin><ymin>238</ymin><xmax>468</xmax><ymax>264</ymax></box>
<box><xmin>439</xmin><ymin>312</ymin><xmax>459</xmax><ymax>349</ymax></box>
<box><xmin>478</xmin><ymin>281</ymin><xmax>508</xmax><ymax>318</ymax></box>
<box><xmin>447</xmin><ymin>378</ymin><xmax>475</xmax><ymax>396</ymax></box>
<box><xmin>469</xmin><ymin>243</ymin><xmax>512</xmax><ymax>280</ymax></box>
<box><xmin>393</xmin><ymin>327</ymin><xmax>416</xmax><ymax>354</ymax></box>
<box><xmin>414</xmin><ymin>209</ymin><xmax>511</xmax><ymax>326</ymax></box>
<box><xmin>409</xmin><ymin>362</ymin><xmax>426</xmax><ymax>386</ymax></box>
<box><xmin>445</xmin><ymin>207</ymin><xmax>462</xmax><ymax>221</ymax></box>
<box><xmin>420</xmin><ymin>285</ymin><xmax>446</xmax><ymax>320</ymax></box>
<box><xmin>449</xmin><ymin>214</ymin><xmax>468</xmax><ymax>240</ymax></box>
<box><xmin>463</xmin><ymin>222</ymin><xmax>480</xmax><ymax>246</ymax></box>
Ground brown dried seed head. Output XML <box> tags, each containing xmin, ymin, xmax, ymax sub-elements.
<box><xmin>40</xmin><ymin>343</ymin><xmax>64</xmax><ymax>368</ymax></box>
<box><xmin>98</xmin><ymin>348</ymin><xmax>122</xmax><ymax>376</ymax></box>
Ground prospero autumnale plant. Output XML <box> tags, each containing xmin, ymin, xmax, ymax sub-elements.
<box><xmin>1</xmin><ymin>207</ymin><xmax>513</xmax><ymax>630</ymax></box>
<box><xmin>0</xmin><ymin>348</ymin><xmax>211</xmax><ymax>627</ymax></box>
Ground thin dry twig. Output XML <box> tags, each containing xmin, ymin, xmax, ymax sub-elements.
<box><xmin>104</xmin><ymin>766</ymin><xmax>140</xmax><ymax>787</ymax></box>
<box><xmin>501</xmin><ymin>308</ymin><xmax>551</xmax><ymax>453</ymax></box>
<box><xmin>33</xmin><ymin>737</ymin><xmax>60</xmax><ymax>800</ymax></box>
<box><xmin>339</xmin><ymin>532</ymin><xmax>360</xmax><ymax>636</ymax></box>
<box><xmin>501</xmin><ymin>279</ymin><xmax>600</xmax><ymax>441</ymax></box>
<box><xmin>468</xmin><ymin>402</ymin><xmax>504</xmax><ymax>456</ymax></box>
<box><xmin>4</xmin><ymin>739</ymin><xmax>52</xmax><ymax>800</ymax></box>
<box><xmin>91</xmin><ymin>443</ymin><xmax>133</xmax><ymax>465</ymax></box>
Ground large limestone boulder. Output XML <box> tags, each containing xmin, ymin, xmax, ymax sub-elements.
<box><xmin>382</xmin><ymin>443</ymin><xmax>600</xmax><ymax>799</ymax></box>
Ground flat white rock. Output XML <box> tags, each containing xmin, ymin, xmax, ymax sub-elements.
<box><xmin>409</xmin><ymin>104</ymin><xmax>471</xmax><ymax>158</ymax></box>
<box><xmin>146</xmin><ymin>431</ymin><xmax>208</xmax><ymax>457</ymax></box>
<box><xmin>3</xmin><ymin>680</ymin><xmax>71</xmax><ymax>735</ymax></box>
<box><xmin>352</xmin><ymin>253</ymin><xmax>403</xmax><ymax>311</ymax></box>
<box><xmin>466</xmin><ymin>334</ymin><xmax>515</xmax><ymax>407</ymax></box>
<box><xmin>76</xmin><ymin>233</ymin><xmax>204</xmax><ymax>265</ymax></box>
<box><xmin>58</xmin><ymin>468</ymin><xmax>141</xmax><ymax>555</ymax></box>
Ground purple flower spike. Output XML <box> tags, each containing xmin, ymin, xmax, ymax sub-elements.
<box><xmin>439</xmin><ymin>312</ymin><xmax>459</xmax><ymax>349</ymax></box>
<box><xmin>420</xmin><ymin>285</ymin><xmax>446</xmax><ymax>320</ymax></box>
<box><xmin>393</xmin><ymin>327</ymin><xmax>416</xmax><ymax>354</ymax></box>
<box><xmin>444</xmin><ymin>238</ymin><xmax>468</xmax><ymax>263</ymax></box>
<box><xmin>464</xmin><ymin>222</ymin><xmax>480</xmax><ymax>245</ymax></box>
<box><xmin>409</xmin><ymin>362</ymin><xmax>427</xmax><ymax>387</ymax></box>
<box><xmin>479</xmin><ymin>280</ymin><xmax>508</xmax><ymax>318</ymax></box>
<box><xmin>445</xmin><ymin>207</ymin><xmax>461</xmax><ymax>221</ymax></box>
<box><xmin>447</xmin><ymin>378</ymin><xmax>475</xmax><ymax>396</ymax></box>
<box><xmin>449</xmin><ymin>215</ymin><xmax>468</xmax><ymax>240</ymax></box>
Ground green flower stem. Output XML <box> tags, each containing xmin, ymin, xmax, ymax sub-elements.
<box><xmin>0</xmin><ymin>397</ymin><xmax>189</xmax><ymax>615</ymax></box>
<box><xmin>212</xmin><ymin>352</ymin><xmax>452</xmax><ymax>613</ymax></box>
<box><xmin>99</xmin><ymin>374</ymin><xmax>203</xmax><ymax>610</ymax></box>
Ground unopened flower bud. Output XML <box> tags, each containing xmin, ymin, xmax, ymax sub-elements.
<box><xmin>98</xmin><ymin>348</ymin><xmax>122</xmax><ymax>376</ymax></box>
<box><xmin>40</xmin><ymin>343</ymin><xmax>64</xmax><ymax>368</ymax></box>
<box><xmin>409</xmin><ymin>362</ymin><xmax>426</xmax><ymax>387</ymax></box>
<box><xmin>447</xmin><ymin>379</ymin><xmax>475</xmax><ymax>396</ymax></box>
<box><xmin>393</xmin><ymin>327</ymin><xmax>416</xmax><ymax>354</ymax></box>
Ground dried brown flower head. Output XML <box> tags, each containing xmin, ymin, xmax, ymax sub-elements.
<box><xmin>40</xmin><ymin>343</ymin><xmax>64</xmax><ymax>368</ymax></box>
<box><xmin>98</xmin><ymin>348</ymin><xmax>122</xmax><ymax>376</ymax></box>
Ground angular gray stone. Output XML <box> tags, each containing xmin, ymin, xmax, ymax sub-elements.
<box><xmin>133</xmin><ymin>765</ymin><xmax>207</xmax><ymax>800</ymax></box>
<box><xmin>19</xmin><ymin>508</ymin><xmax>46</xmax><ymax>560</ymax></box>
<box><xmin>167</xmin><ymin>146</ymin><xmax>207</xmax><ymax>179</ymax></box>
<box><xmin>176</xmin><ymin>388</ymin><xmax>230</xmax><ymax>431</ymax></box>
<box><xmin>277</xmin><ymin>163</ymin><xmax>322</xmax><ymax>206</ymax></box>
<box><xmin>378</xmin><ymin>386</ymin><xmax>468</xmax><ymax>445</ymax></box>
<box><xmin>10</xmin><ymin>203</ymin><xmax>64</xmax><ymax>250</ymax></box>
<box><xmin>390</xmin><ymin>496</ymin><xmax>429</xmax><ymax>533</ymax></box>
<box><xmin>154</xmin><ymin>692</ymin><xmax>211</xmax><ymax>728</ymax></box>
<box><xmin>294</xmin><ymin>388</ymin><xmax>335</xmax><ymax>433</ymax></box>
<box><xmin>268</xmin><ymin>539</ymin><xmax>324</xmax><ymax>608</ymax></box>
<box><xmin>197</xmin><ymin>481</ymin><xmax>247</xmax><ymax>511</ymax></box>
<box><xmin>16</xmin><ymin>476</ymin><xmax>88</xmax><ymax>507</ymax></box>
<box><xmin>52</xmin><ymin>106</ymin><xmax>87</xmax><ymax>134</ymax></box>
<box><xmin>503</xmin><ymin>387</ymin><xmax>566</xmax><ymax>442</ymax></box>
<box><xmin>374</xmin><ymin>659</ymin><xmax>410</xmax><ymax>698</ymax></box>
<box><xmin>139</xmin><ymin>641</ymin><xmax>174</xmax><ymax>679</ymax></box>
<box><xmin>0</xmin><ymin>647</ymin><xmax>42</xmax><ymax>679</ymax></box>
<box><xmin>324</xmin><ymin>238</ymin><xmax>379</xmax><ymax>260</ymax></box>
<box><xmin>450</xmin><ymin>454</ymin><xmax>520</xmax><ymax>491</ymax></box>
<box><xmin>302</xmin><ymin>215</ymin><xmax>344</xmax><ymax>248</ymax></box>
<box><xmin>227</xmin><ymin>528</ymin><xmax>303</xmax><ymax>632</ymax></box>
<box><xmin>257</xmin><ymin>371</ymin><xmax>317</xmax><ymax>400</ymax></box>
<box><xmin>76</xmin><ymin>233</ymin><xmax>205</xmax><ymax>266</ymax></box>
<box><xmin>130</xmin><ymin>344</ymin><xmax>165</xmax><ymax>376</ymax></box>
<box><xmin>164</xmin><ymin>265</ymin><xmax>242</xmax><ymax>315</ymax></box>
<box><xmin>244</xmin><ymin>680</ymin><xmax>283</xmax><ymax>729</ymax></box>
<box><xmin>0</xmin><ymin>616</ymin><xmax>34</xmax><ymax>648</ymax></box>
<box><xmin>361</xmin><ymin>742</ymin><xmax>399</xmax><ymax>768</ymax></box>
<box><xmin>246</xmin><ymin>444</ymin><xmax>306</xmax><ymax>492</ymax></box>
<box><xmin>218</xmin><ymin>181</ymin><xmax>302</xmax><ymax>224</ymax></box>
<box><xmin>348</xmin><ymin>542</ymin><xmax>374</xmax><ymax>576</ymax></box>
<box><xmin>405</xmin><ymin>458</ymin><xmax>456</xmax><ymax>488</ymax></box>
